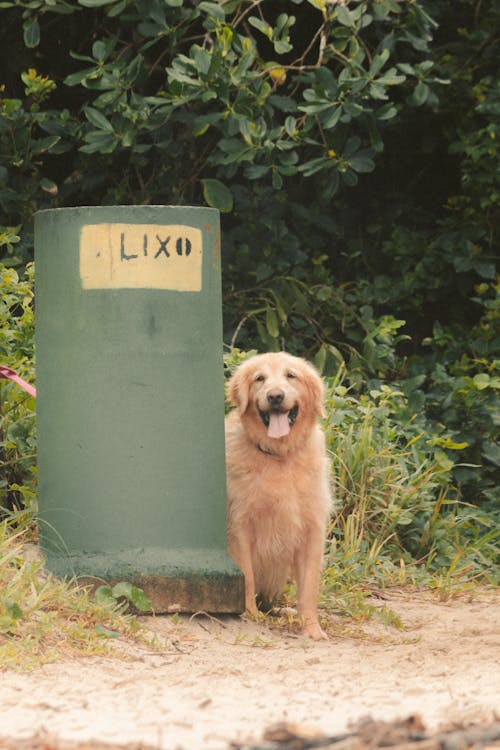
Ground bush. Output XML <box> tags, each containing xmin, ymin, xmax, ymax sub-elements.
<box><xmin>325</xmin><ymin>379</ymin><xmax>498</xmax><ymax>588</ymax></box>
<box><xmin>0</xmin><ymin>263</ymin><xmax>36</xmax><ymax>516</ymax></box>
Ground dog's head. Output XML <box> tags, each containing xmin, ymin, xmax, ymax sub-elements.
<box><xmin>227</xmin><ymin>352</ymin><xmax>326</xmax><ymax>453</ymax></box>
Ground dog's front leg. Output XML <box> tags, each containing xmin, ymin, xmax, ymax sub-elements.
<box><xmin>229</xmin><ymin>533</ymin><xmax>258</xmax><ymax>616</ymax></box>
<box><xmin>294</xmin><ymin>527</ymin><xmax>327</xmax><ymax>640</ymax></box>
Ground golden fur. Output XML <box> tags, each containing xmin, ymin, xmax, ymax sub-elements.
<box><xmin>225</xmin><ymin>352</ymin><xmax>333</xmax><ymax>640</ymax></box>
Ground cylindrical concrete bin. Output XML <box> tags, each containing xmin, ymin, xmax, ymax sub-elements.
<box><xmin>35</xmin><ymin>206</ymin><xmax>244</xmax><ymax>613</ymax></box>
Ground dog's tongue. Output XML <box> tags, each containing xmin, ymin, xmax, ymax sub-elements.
<box><xmin>267</xmin><ymin>411</ymin><xmax>290</xmax><ymax>439</ymax></box>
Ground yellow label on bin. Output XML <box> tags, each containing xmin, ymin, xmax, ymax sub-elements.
<box><xmin>80</xmin><ymin>224</ymin><xmax>202</xmax><ymax>290</ymax></box>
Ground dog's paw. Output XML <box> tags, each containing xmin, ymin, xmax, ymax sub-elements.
<box><xmin>242</xmin><ymin>604</ymin><xmax>263</xmax><ymax>623</ymax></box>
<box><xmin>302</xmin><ymin>621</ymin><xmax>328</xmax><ymax>641</ymax></box>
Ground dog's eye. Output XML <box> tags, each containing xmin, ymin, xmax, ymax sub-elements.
<box><xmin>287</xmin><ymin>372</ymin><xmax>297</xmax><ymax>379</ymax></box>
<box><xmin>255</xmin><ymin>374</ymin><xmax>265</xmax><ymax>382</ymax></box>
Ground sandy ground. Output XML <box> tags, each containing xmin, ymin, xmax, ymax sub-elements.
<box><xmin>1</xmin><ymin>590</ymin><xmax>498</xmax><ymax>749</ymax></box>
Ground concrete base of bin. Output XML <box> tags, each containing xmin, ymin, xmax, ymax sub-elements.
<box><xmin>46</xmin><ymin>548</ymin><xmax>245</xmax><ymax>614</ymax></box>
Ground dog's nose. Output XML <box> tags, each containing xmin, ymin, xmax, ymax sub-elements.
<box><xmin>267</xmin><ymin>389</ymin><xmax>285</xmax><ymax>407</ymax></box>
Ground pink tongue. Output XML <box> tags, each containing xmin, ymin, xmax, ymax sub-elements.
<box><xmin>267</xmin><ymin>412</ymin><xmax>290</xmax><ymax>439</ymax></box>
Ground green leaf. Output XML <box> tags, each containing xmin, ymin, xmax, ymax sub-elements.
<box><xmin>202</xmin><ymin>178</ymin><xmax>233</xmax><ymax>213</ymax></box>
<box><xmin>284</xmin><ymin>116</ymin><xmax>296</xmax><ymax>137</ymax></box>
<box><xmin>94</xmin><ymin>583</ymin><xmax>151</xmax><ymax>613</ymax></box>
<box><xmin>6</xmin><ymin>601</ymin><xmax>23</xmax><ymax>620</ymax></box>
<box><xmin>413</xmin><ymin>81</ymin><xmax>429</xmax><ymax>106</ymax></box>
<box><xmin>23</xmin><ymin>18</ymin><xmax>40</xmax><ymax>48</ymax></box>
<box><xmin>92</xmin><ymin>40</ymin><xmax>109</xmax><ymax>60</ymax></box>
<box><xmin>376</xmin><ymin>104</ymin><xmax>398</xmax><ymax>121</ymax></box>
<box><xmin>370</xmin><ymin>82</ymin><xmax>389</xmax><ymax>100</ymax></box>
<box><xmin>108</xmin><ymin>0</ymin><xmax>127</xmax><ymax>15</ymax></box>
<box><xmin>248</xmin><ymin>16</ymin><xmax>273</xmax><ymax>39</ymax></box>
<box><xmin>83</xmin><ymin>106</ymin><xmax>114</xmax><ymax>131</ymax></box>
<box><xmin>111</xmin><ymin>582</ymin><xmax>151</xmax><ymax>612</ymax></box>
<box><xmin>370</xmin><ymin>49</ymin><xmax>390</xmax><ymax>77</ymax></box>
<box><xmin>324</xmin><ymin>171</ymin><xmax>340</xmax><ymax>198</ymax></box>
<box><xmin>95</xmin><ymin>623</ymin><xmax>120</xmax><ymax>638</ymax></box>
<box><xmin>435</xmin><ymin>450</ymin><xmax>455</xmax><ymax>473</ymax></box>
<box><xmin>436</xmin><ymin>437</ymin><xmax>469</xmax><ymax>450</ymax></box>
<box><xmin>94</xmin><ymin>585</ymin><xmax>116</xmax><ymax>606</ymax></box>
<box><xmin>341</xmin><ymin>169</ymin><xmax>358</xmax><ymax>187</ymax></box>
<box><xmin>298</xmin><ymin>156</ymin><xmax>330</xmax><ymax>177</ymax></box>
<box><xmin>274</xmin><ymin>40</ymin><xmax>293</xmax><ymax>54</ymax></box>
<box><xmin>192</xmin><ymin>113</ymin><xmax>221</xmax><ymax>136</ymax></box>
<box><xmin>272</xmin><ymin>293</ymin><xmax>288</xmax><ymax>324</ymax></box>
<box><xmin>265</xmin><ymin>307</ymin><xmax>280</xmax><ymax>338</ymax></box>
<box><xmin>395</xmin><ymin>510</ymin><xmax>414</xmax><ymax>526</ymax></box>
<box><xmin>245</xmin><ymin>164</ymin><xmax>269</xmax><ymax>179</ymax></box>
<box><xmin>80</xmin><ymin>131</ymin><xmax>117</xmax><ymax>153</ymax></box>
<box><xmin>472</xmin><ymin>261</ymin><xmax>496</xmax><ymax>279</ymax></box>
<box><xmin>78</xmin><ymin>0</ymin><xmax>119</xmax><ymax>7</ymax></box>
<box><xmin>343</xmin><ymin>100</ymin><xmax>363</xmax><ymax>119</ymax></box>
<box><xmin>272</xmin><ymin>169</ymin><xmax>283</xmax><ymax>189</ymax></box>
<box><xmin>64</xmin><ymin>67</ymin><xmax>98</xmax><ymax>86</ymax></box>
<box><xmin>130</xmin><ymin>587</ymin><xmax>152</xmax><ymax>612</ymax></box>
<box><xmin>377</xmin><ymin>68</ymin><xmax>405</xmax><ymax>86</ymax></box>
<box><xmin>216</xmin><ymin>138</ymin><xmax>253</xmax><ymax>165</ymax></box>
<box><xmin>111</xmin><ymin>581</ymin><xmax>134</xmax><ymax>599</ymax></box>
<box><xmin>198</xmin><ymin>2</ymin><xmax>226</xmax><ymax>20</ymax></box>
<box><xmin>349</xmin><ymin>150</ymin><xmax>375</xmax><ymax>173</ymax></box>
<box><xmin>482</xmin><ymin>442</ymin><xmax>500</xmax><ymax>467</ymax></box>
<box><xmin>125</xmin><ymin>54</ymin><xmax>143</xmax><ymax>84</ymax></box>
<box><xmin>322</xmin><ymin>106</ymin><xmax>342</xmax><ymax>128</ymax></box>
<box><xmin>336</xmin><ymin>5</ymin><xmax>354</xmax><ymax>26</ymax></box>
<box><xmin>343</xmin><ymin>135</ymin><xmax>361</xmax><ymax>158</ymax></box>
<box><xmin>32</xmin><ymin>135</ymin><xmax>61</xmax><ymax>154</ymax></box>
<box><xmin>299</xmin><ymin>99</ymin><xmax>331</xmax><ymax>115</ymax></box>
<box><xmin>473</xmin><ymin>373</ymin><xmax>490</xmax><ymax>390</ymax></box>
<box><xmin>398</xmin><ymin>63</ymin><xmax>415</xmax><ymax>76</ymax></box>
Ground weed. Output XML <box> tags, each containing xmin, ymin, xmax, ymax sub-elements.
<box><xmin>0</xmin><ymin>520</ymin><xmax>144</xmax><ymax>671</ymax></box>
<box><xmin>324</xmin><ymin>382</ymin><xmax>498</xmax><ymax>593</ymax></box>
<box><xmin>233</xmin><ymin>631</ymin><xmax>277</xmax><ymax>648</ymax></box>
<box><xmin>95</xmin><ymin>582</ymin><xmax>152</xmax><ymax>614</ymax></box>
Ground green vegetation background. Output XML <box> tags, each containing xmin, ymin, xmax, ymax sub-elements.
<box><xmin>0</xmin><ymin>0</ymin><xmax>498</xmax><ymax>663</ymax></box>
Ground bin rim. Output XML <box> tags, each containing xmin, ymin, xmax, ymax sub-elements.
<box><xmin>35</xmin><ymin>204</ymin><xmax>218</xmax><ymax>216</ymax></box>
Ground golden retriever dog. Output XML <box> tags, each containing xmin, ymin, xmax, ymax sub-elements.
<box><xmin>225</xmin><ymin>352</ymin><xmax>333</xmax><ymax>640</ymax></box>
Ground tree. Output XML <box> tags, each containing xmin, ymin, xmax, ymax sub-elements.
<box><xmin>0</xmin><ymin>0</ymin><xmax>498</xmax><ymax>504</ymax></box>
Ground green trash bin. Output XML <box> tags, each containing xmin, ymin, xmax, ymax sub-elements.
<box><xmin>35</xmin><ymin>205</ymin><xmax>244</xmax><ymax>613</ymax></box>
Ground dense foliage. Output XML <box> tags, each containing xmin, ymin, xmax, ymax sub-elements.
<box><xmin>0</xmin><ymin>0</ymin><xmax>498</xmax><ymax>574</ymax></box>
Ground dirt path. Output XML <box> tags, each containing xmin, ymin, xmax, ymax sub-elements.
<box><xmin>1</xmin><ymin>591</ymin><xmax>498</xmax><ymax>749</ymax></box>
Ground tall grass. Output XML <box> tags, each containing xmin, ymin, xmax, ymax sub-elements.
<box><xmin>323</xmin><ymin>382</ymin><xmax>499</xmax><ymax>597</ymax></box>
<box><xmin>0</xmin><ymin>520</ymin><xmax>143</xmax><ymax>670</ymax></box>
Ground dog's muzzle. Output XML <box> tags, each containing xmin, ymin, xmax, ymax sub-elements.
<box><xmin>259</xmin><ymin>404</ymin><xmax>298</xmax><ymax>438</ymax></box>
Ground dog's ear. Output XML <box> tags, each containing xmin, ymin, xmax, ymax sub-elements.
<box><xmin>303</xmin><ymin>361</ymin><xmax>326</xmax><ymax>419</ymax></box>
<box><xmin>227</xmin><ymin>365</ymin><xmax>250</xmax><ymax>414</ymax></box>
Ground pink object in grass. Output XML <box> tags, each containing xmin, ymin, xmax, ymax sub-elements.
<box><xmin>0</xmin><ymin>365</ymin><xmax>37</xmax><ymax>398</ymax></box>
